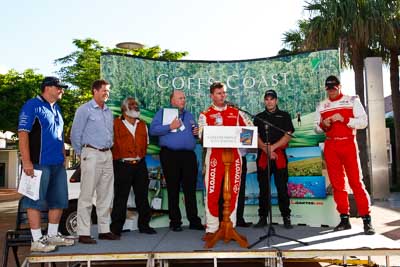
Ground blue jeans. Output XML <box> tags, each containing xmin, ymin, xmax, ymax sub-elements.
<box><xmin>22</xmin><ymin>164</ymin><xmax>68</xmax><ymax>210</ymax></box>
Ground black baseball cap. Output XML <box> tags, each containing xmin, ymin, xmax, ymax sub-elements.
<box><xmin>325</xmin><ymin>75</ymin><xmax>340</xmax><ymax>89</ymax></box>
<box><xmin>264</xmin><ymin>89</ymin><xmax>277</xmax><ymax>99</ymax></box>
<box><xmin>41</xmin><ymin>76</ymin><xmax>68</xmax><ymax>90</ymax></box>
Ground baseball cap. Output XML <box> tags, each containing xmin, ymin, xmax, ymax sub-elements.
<box><xmin>264</xmin><ymin>89</ymin><xmax>277</xmax><ymax>99</ymax></box>
<box><xmin>41</xmin><ymin>76</ymin><xmax>68</xmax><ymax>89</ymax></box>
<box><xmin>325</xmin><ymin>75</ymin><xmax>340</xmax><ymax>89</ymax></box>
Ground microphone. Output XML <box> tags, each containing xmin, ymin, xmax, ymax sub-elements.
<box><xmin>224</xmin><ymin>101</ymin><xmax>238</xmax><ymax>108</ymax></box>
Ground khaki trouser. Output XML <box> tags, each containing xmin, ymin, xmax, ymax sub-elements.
<box><xmin>77</xmin><ymin>147</ymin><xmax>114</xmax><ymax>235</ymax></box>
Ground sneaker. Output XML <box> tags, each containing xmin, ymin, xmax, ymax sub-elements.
<box><xmin>334</xmin><ymin>214</ymin><xmax>351</xmax><ymax>231</ymax></box>
<box><xmin>283</xmin><ymin>216</ymin><xmax>293</xmax><ymax>229</ymax></box>
<box><xmin>362</xmin><ymin>215</ymin><xmax>375</xmax><ymax>235</ymax></box>
<box><xmin>31</xmin><ymin>236</ymin><xmax>57</xmax><ymax>253</ymax></box>
<box><xmin>47</xmin><ymin>233</ymin><xmax>75</xmax><ymax>246</ymax></box>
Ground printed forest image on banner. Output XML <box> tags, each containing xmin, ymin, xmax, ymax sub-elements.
<box><xmin>101</xmin><ymin>50</ymin><xmax>339</xmax><ymax>217</ymax></box>
<box><xmin>101</xmin><ymin>49</ymin><xmax>339</xmax><ymax>151</ymax></box>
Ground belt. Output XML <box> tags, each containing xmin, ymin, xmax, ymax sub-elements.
<box><xmin>161</xmin><ymin>146</ymin><xmax>192</xmax><ymax>152</ymax></box>
<box><xmin>119</xmin><ymin>159</ymin><xmax>142</xmax><ymax>165</ymax></box>
<box><xmin>326</xmin><ymin>136</ymin><xmax>353</xmax><ymax>141</ymax></box>
<box><xmin>83</xmin><ymin>144</ymin><xmax>111</xmax><ymax>152</ymax></box>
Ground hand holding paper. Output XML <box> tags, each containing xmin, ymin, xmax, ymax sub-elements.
<box><xmin>22</xmin><ymin>161</ymin><xmax>34</xmax><ymax>177</ymax></box>
<box><xmin>18</xmin><ymin>169</ymin><xmax>42</xmax><ymax>200</ymax></box>
<box><xmin>169</xmin><ymin>117</ymin><xmax>181</xmax><ymax>130</ymax></box>
<box><xmin>163</xmin><ymin>108</ymin><xmax>179</xmax><ymax>132</ymax></box>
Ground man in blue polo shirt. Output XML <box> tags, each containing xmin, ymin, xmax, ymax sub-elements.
<box><xmin>150</xmin><ymin>90</ymin><xmax>204</xmax><ymax>232</ymax></box>
<box><xmin>18</xmin><ymin>76</ymin><xmax>74</xmax><ymax>252</ymax></box>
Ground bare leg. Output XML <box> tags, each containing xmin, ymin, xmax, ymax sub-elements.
<box><xmin>49</xmin><ymin>208</ymin><xmax>63</xmax><ymax>224</ymax></box>
<box><xmin>27</xmin><ymin>208</ymin><xmax>41</xmax><ymax>229</ymax></box>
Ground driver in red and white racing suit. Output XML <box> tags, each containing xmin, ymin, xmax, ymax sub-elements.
<box><xmin>314</xmin><ymin>75</ymin><xmax>374</xmax><ymax>235</ymax></box>
<box><xmin>198</xmin><ymin>82</ymin><xmax>252</xmax><ymax>235</ymax></box>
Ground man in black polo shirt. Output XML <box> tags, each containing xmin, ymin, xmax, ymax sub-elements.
<box><xmin>254</xmin><ymin>89</ymin><xmax>294</xmax><ymax>229</ymax></box>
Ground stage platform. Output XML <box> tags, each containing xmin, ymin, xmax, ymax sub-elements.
<box><xmin>24</xmin><ymin>224</ymin><xmax>400</xmax><ymax>267</ymax></box>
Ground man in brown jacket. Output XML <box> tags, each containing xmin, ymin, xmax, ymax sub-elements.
<box><xmin>110</xmin><ymin>97</ymin><xmax>156</xmax><ymax>236</ymax></box>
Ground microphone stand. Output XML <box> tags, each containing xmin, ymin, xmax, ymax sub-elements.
<box><xmin>229</xmin><ymin>104</ymin><xmax>307</xmax><ymax>248</ymax></box>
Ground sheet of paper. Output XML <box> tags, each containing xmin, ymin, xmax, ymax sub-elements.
<box><xmin>163</xmin><ymin>108</ymin><xmax>179</xmax><ymax>132</ymax></box>
<box><xmin>18</xmin><ymin>169</ymin><xmax>42</xmax><ymax>200</ymax></box>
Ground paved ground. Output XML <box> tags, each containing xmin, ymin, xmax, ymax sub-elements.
<box><xmin>0</xmin><ymin>189</ymin><xmax>399</xmax><ymax>267</ymax></box>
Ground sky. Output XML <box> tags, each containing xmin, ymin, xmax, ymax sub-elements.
<box><xmin>0</xmin><ymin>0</ymin><xmax>390</xmax><ymax>96</ymax></box>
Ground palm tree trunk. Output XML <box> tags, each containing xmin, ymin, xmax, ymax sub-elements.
<box><xmin>352</xmin><ymin>53</ymin><xmax>371</xmax><ymax>192</ymax></box>
<box><xmin>390</xmin><ymin>49</ymin><xmax>400</xmax><ymax>187</ymax></box>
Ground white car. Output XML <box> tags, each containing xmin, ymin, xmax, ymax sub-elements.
<box><xmin>59</xmin><ymin>167</ymin><xmax>83</xmax><ymax>236</ymax></box>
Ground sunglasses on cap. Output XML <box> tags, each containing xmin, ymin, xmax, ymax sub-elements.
<box><xmin>325</xmin><ymin>81</ymin><xmax>339</xmax><ymax>90</ymax></box>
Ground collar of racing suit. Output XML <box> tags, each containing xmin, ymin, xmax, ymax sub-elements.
<box><xmin>328</xmin><ymin>92</ymin><xmax>344</xmax><ymax>101</ymax></box>
<box><xmin>212</xmin><ymin>104</ymin><xmax>227</xmax><ymax>111</ymax></box>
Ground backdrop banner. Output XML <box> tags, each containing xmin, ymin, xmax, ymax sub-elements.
<box><xmin>101</xmin><ymin>50</ymin><xmax>340</xmax><ymax>227</ymax></box>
